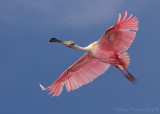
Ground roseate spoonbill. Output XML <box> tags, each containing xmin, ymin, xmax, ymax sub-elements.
<box><xmin>40</xmin><ymin>11</ymin><xmax>138</xmax><ymax>97</ymax></box>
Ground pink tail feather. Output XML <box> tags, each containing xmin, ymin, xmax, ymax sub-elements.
<box><xmin>118</xmin><ymin>52</ymin><xmax>130</xmax><ymax>70</ymax></box>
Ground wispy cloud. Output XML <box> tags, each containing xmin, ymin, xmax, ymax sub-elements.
<box><xmin>0</xmin><ymin>0</ymin><xmax>123</xmax><ymax>28</ymax></box>
<box><xmin>0</xmin><ymin>0</ymin><xmax>153</xmax><ymax>28</ymax></box>
<box><xmin>57</xmin><ymin>0</ymin><xmax>123</xmax><ymax>27</ymax></box>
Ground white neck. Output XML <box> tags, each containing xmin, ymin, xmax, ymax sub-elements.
<box><xmin>71</xmin><ymin>45</ymin><xmax>91</xmax><ymax>52</ymax></box>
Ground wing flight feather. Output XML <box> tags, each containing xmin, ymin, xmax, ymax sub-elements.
<box><xmin>98</xmin><ymin>11</ymin><xmax>138</xmax><ymax>52</ymax></box>
<box><xmin>40</xmin><ymin>53</ymin><xmax>110</xmax><ymax>96</ymax></box>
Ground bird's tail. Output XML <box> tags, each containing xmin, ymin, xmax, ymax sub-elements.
<box><xmin>118</xmin><ymin>52</ymin><xmax>130</xmax><ymax>70</ymax></box>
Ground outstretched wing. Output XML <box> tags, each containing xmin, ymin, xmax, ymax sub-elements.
<box><xmin>98</xmin><ymin>11</ymin><xmax>138</xmax><ymax>52</ymax></box>
<box><xmin>40</xmin><ymin>53</ymin><xmax>110</xmax><ymax>96</ymax></box>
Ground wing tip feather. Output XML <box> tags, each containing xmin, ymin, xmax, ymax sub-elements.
<box><xmin>117</xmin><ymin>13</ymin><xmax>121</xmax><ymax>23</ymax></box>
<box><xmin>39</xmin><ymin>83</ymin><xmax>47</xmax><ymax>90</ymax></box>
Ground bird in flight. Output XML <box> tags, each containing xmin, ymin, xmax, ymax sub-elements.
<box><xmin>40</xmin><ymin>11</ymin><xmax>138</xmax><ymax>97</ymax></box>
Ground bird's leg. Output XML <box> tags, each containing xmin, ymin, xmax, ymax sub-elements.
<box><xmin>113</xmin><ymin>54</ymin><xmax>137</xmax><ymax>84</ymax></box>
<box><xmin>107</xmin><ymin>56</ymin><xmax>119</xmax><ymax>65</ymax></box>
<box><xmin>120</xmin><ymin>64</ymin><xmax>137</xmax><ymax>84</ymax></box>
<box><xmin>114</xmin><ymin>65</ymin><xmax>136</xmax><ymax>84</ymax></box>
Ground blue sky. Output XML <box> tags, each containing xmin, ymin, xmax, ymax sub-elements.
<box><xmin>0</xmin><ymin>0</ymin><xmax>160</xmax><ymax>114</ymax></box>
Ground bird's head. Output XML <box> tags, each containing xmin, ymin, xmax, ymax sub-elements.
<box><xmin>50</xmin><ymin>38</ymin><xmax>75</xmax><ymax>48</ymax></box>
<box><xmin>61</xmin><ymin>40</ymin><xmax>75</xmax><ymax>48</ymax></box>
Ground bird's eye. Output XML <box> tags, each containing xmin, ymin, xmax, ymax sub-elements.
<box><xmin>68</xmin><ymin>43</ymin><xmax>75</xmax><ymax>48</ymax></box>
<box><xmin>71</xmin><ymin>42</ymin><xmax>75</xmax><ymax>45</ymax></box>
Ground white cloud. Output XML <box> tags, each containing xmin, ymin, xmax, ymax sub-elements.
<box><xmin>0</xmin><ymin>0</ymin><xmax>124</xmax><ymax>28</ymax></box>
<box><xmin>57</xmin><ymin>0</ymin><xmax>123</xmax><ymax>27</ymax></box>
<box><xmin>0</xmin><ymin>0</ymin><xmax>153</xmax><ymax>28</ymax></box>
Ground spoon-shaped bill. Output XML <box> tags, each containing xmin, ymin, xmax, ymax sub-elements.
<box><xmin>49</xmin><ymin>38</ymin><xmax>63</xmax><ymax>43</ymax></box>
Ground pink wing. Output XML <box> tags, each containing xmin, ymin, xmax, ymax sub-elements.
<box><xmin>98</xmin><ymin>11</ymin><xmax>138</xmax><ymax>52</ymax></box>
<box><xmin>40</xmin><ymin>53</ymin><xmax>110</xmax><ymax>96</ymax></box>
